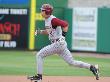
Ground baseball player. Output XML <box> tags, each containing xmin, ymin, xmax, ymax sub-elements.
<box><xmin>28</xmin><ymin>4</ymin><xmax>99</xmax><ymax>82</ymax></box>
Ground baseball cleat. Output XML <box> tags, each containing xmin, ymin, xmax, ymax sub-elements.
<box><xmin>27</xmin><ymin>74</ymin><xmax>42</xmax><ymax>82</ymax></box>
<box><xmin>90</xmin><ymin>64</ymin><xmax>99</xmax><ymax>80</ymax></box>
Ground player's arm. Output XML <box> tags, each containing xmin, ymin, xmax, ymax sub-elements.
<box><xmin>62</xmin><ymin>25</ymin><xmax>68</xmax><ymax>37</ymax></box>
<box><xmin>35</xmin><ymin>29</ymin><xmax>48</xmax><ymax>36</ymax></box>
<box><xmin>51</xmin><ymin>18</ymin><xmax>69</xmax><ymax>37</ymax></box>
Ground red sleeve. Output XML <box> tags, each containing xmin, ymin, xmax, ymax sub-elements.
<box><xmin>51</xmin><ymin>18</ymin><xmax>68</xmax><ymax>28</ymax></box>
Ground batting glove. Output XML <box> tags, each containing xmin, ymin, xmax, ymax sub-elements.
<box><xmin>35</xmin><ymin>30</ymin><xmax>38</xmax><ymax>36</ymax></box>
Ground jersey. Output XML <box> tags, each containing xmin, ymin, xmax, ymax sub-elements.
<box><xmin>45</xmin><ymin>15</ymin><xmax>64</xmax><ymax>40</ymax></box>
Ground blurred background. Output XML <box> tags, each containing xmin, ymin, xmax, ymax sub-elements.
<box><xmin>0</xmin><ymin>0</ymin><xmax>110</xmax><ymax>53</ymax></box>
<box><xmin>0</xmin><ymin>0</ymin><xmax>110</xmax><ymax>77</ymax></box>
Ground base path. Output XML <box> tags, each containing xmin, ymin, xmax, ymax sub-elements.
<box><xmin>0</xmin><ymin>76</ymin><xmax>110</xmax><ymax>82</ymax></box>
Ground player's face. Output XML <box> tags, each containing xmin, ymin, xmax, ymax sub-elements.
<box><xmin>41</xmin><ymin>10</ymin><xmax>47</xmax><ymax>18</ymax></box>
<box><xmin>41</xmin><ymin>10</ymin><xmax>50</xmax><ymax>19</ymax></box>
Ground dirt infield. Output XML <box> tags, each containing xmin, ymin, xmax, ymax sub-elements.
<box><xmin>0</xmin><ymin>76</ymin><xmax>110</xmax><ymax>82</ymax></box>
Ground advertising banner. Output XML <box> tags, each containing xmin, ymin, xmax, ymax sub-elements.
<box><xmin>72</xmin><ymin>8</ymin><xmax>98</xmax><ymax>51</ymax></box>
<box><xmin>0</xmin><ymin>0</ymin><xmax>29</xmax><ymax>4</ymax></box>
<box><xmin>0</xmin><ymin>8</ymin><xmax>29</xmax><ymax>49</ymax></box>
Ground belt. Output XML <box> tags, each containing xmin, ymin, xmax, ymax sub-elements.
<box><xmin>51</xmin><ymin>38</ymin><xmax>59</xmax><ymax>43</ymax></box>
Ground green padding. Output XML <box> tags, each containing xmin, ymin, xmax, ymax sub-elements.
<box><xmin>37</xmin><ymin>0</ymin><xmax>68</xmax><ymax>8</ymax></box>
<box><xmin>97</xmin><ymin>8</ymin><xmax>110</xmax><ymax>53</ymax></box>
<box><xmin>64</xmin><ymin>8</ymin><xmax>73</xmax><ymax>50</ymax></box>
<box><xmin>35</xmin><ymin>21</ymin><xmax>50</xmax><ymax>50</ymax></box>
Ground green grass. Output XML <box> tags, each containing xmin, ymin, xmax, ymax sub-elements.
<box><xmin>0</xmin><ymin>51</ymin><xmax>110</xmax><ymax>77</ymax></box>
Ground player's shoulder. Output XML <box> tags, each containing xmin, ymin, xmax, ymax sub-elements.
<box><xmin>50</xmin><ymin>15</ymin><xmax>56</xmax><ymax>19</ymax></box>
<box><xmin>45</xmin><ymin>15</ymin><xmax>56</xmax><ymax>21</ymax></box>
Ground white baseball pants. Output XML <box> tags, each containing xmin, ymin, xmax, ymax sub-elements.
<box><xmin>36</xmin><ymin>40</ymin><xmax>91</xmax><ymax>74</ymax></box>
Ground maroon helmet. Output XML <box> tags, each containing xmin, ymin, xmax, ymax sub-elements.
<box><xmin>40</xmin><ymin>4</ymin><xmax>53</xmax><ymax>15</ymax></box>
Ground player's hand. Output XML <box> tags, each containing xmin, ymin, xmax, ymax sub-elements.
<box><xmin>35</xmin><ymin>30</ymin><xmax>37</xmax><ymax>36</ymax></box>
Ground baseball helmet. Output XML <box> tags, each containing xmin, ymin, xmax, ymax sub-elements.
<box><xmin>40</xmin><ymin>4</ymin><xmax>53</xmax><ymax>15</ymax></box>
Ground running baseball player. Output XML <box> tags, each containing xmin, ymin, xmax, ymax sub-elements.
<box><xmin>28</xmin><ymin>4</ymin><xmax>99</xmax><ymax>82</ymax></box>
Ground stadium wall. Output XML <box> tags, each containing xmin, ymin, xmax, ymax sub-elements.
<box><xmin>0</xmin><ymin>0</ymin><xmax>30</xmax><ymax>50</ymax></box>
<box><xmin>0</xmin><ymin>0</ymin><xmax>110</xmax><ymax>53</ymax></box>
<box><xmin>65</xmin><ymin>7</ymin><xmax>110</xmax><ymax>53</ymax></box>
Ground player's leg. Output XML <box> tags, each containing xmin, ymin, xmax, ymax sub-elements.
<box><xmin>59</xmin><ymin>48</ymin><xmax>91</xmax><ymax>69</ymax></box>
<box><xmin>28</xmin><ymin>43</ymin><xmax>60</xmax><ymax>81</ymax></box>
<box><xmin>37</xmin><ymin>42</ymin><xmax>62</xmax><ymax>75</ymax></box>
<box><xmin>59</xmin><ymin>48</ymin><xmax>99</xmax><ymax>80</ymax></box>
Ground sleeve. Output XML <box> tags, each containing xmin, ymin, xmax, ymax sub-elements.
<box><xmin>51</xmin><ymin>18</ymin><xmax>68</xmax><ymax>28</ymax></box>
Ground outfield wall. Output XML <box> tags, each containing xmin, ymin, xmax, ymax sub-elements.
<box><xmin>0</xmin><ymin>0</ymin><xmax>30</xmax><ymax>50</ymax></box>
<box><xmin>0</xmin><ymin>0</ymin><xmax>68</xmax><ymax>50</ymax></box>
<box><xmin>0</xmin><ymin>0</ymin><xmax>110</xmax><ymax>53</ymax></box>
<box><xmin>65</xmin><ymin>7</ymin><xmax>110</xmax><ymax>53</ymax></box>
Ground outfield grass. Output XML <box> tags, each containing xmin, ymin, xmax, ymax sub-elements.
<box><xmin>0</xmin><ymin>51</ymin><xmax>110</xmax><ymax>76</ymax></box>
